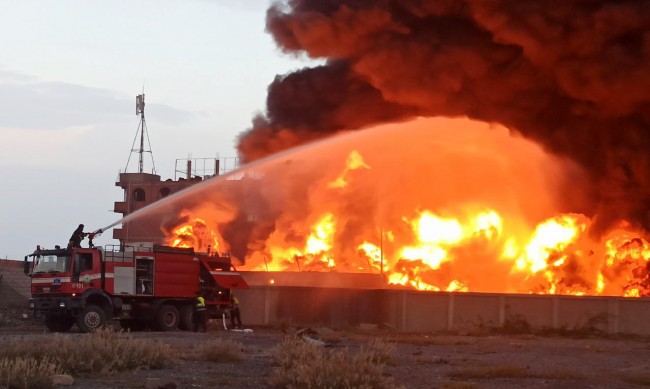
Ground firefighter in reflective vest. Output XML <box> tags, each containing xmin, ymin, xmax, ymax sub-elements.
<box><xmin>230</xmin><ymin>294</ymin><xmax>242</xmax><ymax>329</ymax></box>
<box><xmin>193</xmin><ymin>291</ymin><xmax>208</xmax><ymax>332</ymax></box>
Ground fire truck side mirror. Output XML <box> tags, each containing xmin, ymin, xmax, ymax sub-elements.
<box><xmin>23</xmin><ymin>256</ymin><xmax>30</xmax><ymax>276</ymax></box>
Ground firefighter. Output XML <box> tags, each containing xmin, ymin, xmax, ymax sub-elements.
<box><xmin>193</xmin><ymin>291</ymin><xmax>208</xmax><ymax>332</ymax></box>
<box><xmin>230</xmin><ymin>294</ymin><xmax>242</xmax><ymax>329</ymax></box>
<box><xmin>67</xmin><ymin>224</ymin><xmax>87</xmax><ymax>249</ymax></box>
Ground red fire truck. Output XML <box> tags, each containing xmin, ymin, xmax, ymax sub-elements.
<box><xmin>24</xmin><ymin>244</ymin><xmax>248</xmax><ymax>332</ymax></box>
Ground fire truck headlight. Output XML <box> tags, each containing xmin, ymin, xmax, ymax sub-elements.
<box><xmin>59</xmin><ymin>302</ymin><xmax>66</xmax><ymax>308</ymax></box>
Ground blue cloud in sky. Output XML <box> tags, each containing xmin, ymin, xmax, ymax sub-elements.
<box><xmin>0</xmin><ymin>70</ymin><xmax>196</xmax><ymax>131</ymax></box>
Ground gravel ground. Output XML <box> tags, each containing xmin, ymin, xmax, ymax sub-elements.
<box><xmin>2</xmin><ymin>320</ymin><xmax>650</xmax><ymax>389</ymax></box>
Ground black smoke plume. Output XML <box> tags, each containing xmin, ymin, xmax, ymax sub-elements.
<box><xmin>237</xmin><ymin>0</ymin><xmax>650</xmax><ymax>232</ymax></box>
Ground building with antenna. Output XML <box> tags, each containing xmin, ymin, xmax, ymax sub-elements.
<box><xmin>113</xmin><ymin>94</ymin><xmax>237</xmax><ymax>246</ymax></box>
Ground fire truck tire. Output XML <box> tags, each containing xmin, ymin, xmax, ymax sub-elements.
<box><xmin>155</xmin><ymin>304</ymin><xmax>180</xmax><ymax>331</ymax></box>
<box><xmin>179</xmin><ymin>305</ymin><xmax>194</xmax><ymax>331</ymax></box>
<box><xmin>76</xmin><ymin>304</ymin><xmax>107</xmax><ymax>333</ymax></box>
<box><xmin>45</xmin><ymin>315</ymin><xmax>75</xmax><ymax>332</ymax></box>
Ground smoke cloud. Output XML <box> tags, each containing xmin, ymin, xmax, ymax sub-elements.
<box><xmin>237</xmin><ymin>0</ymin><xmax>650</xmax><ymax>232</ymax></box>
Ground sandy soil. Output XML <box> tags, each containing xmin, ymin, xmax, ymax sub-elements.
<box><xmin>3</xmin><ymin>320</ymin><xmax>650</xmax><ymax>389</ymax></box>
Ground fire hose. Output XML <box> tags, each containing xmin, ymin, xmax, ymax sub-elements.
<box><xmin>85</xmin><ymin>219</ymin><xmax>125</xmax><ymax>247</ymax></box>
<box><xmin>94</xmin><ymin>219</ymin><xmax>123</xmax><ymax>234</ymax></box>
<box><xmin>85</xmin><ymin>223</ymin><xmax>116</xmax><ymax>247</ymax></box>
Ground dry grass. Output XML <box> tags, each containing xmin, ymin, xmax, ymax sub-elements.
<box><xmin>435</xmin><ymin>381</ymin><xmax>477</xmax><ymax>389</ymax></box>
<box><xmin>415</xmin><ymin>355</ymin><xmax>449</xmax><ymax>365</ymax></box>
<box><xmin>269</xmin><ymin>336</ymin><xmax>403</xmax><ymax>389</ymax></box>
<box><xmin>0</xmin><ymin>329</ymin><xmax>171</xmax><ymax>378</ymax></box>
<box><xmin>0</xmin><ymin>357</ymin><xmax>60</xmax><ymax>389</ymax></box>
<box><xmin>448</xmin><ymin>364</ymin><xmax>583</xmax><ymax>380</ymax></box>
<box><xmin>448</xmin><ymin>365</ymin><xmax>531</xmax><ymax>379</ymax></box>
<box><xmin>389</xmin><ymin>334</ymin><xmax>475</xmax><ymax>346</ymax></box>
<box><xmin>620</xmin><ymin>372</ymin><xmax>650</xmax><ymax>386</ymax></box>
<box><xmin>198</xmin><ymin>337</ymin><xmax>245</xmax><ymax>363</ymax></box>
<box><xmin>349</xmin><ymin>330</ymin><xmax>475</xmax><ymax>346</ymax></box>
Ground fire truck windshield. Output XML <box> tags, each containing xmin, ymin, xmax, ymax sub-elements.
<box><xmin>33</xmin><ymin>255</ymin><xmax>71</xmax><ymax>273</ymax></box>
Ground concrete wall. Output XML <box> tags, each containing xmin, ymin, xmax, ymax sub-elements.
<box><xmin>0</xmin><ymin>260</ymin><xmax>30</xmax><ymax>307</ymax></box>
<box><xmin>236</xmin><ymin>287</ymin><xmax>383</xmax><ymax>328</ymax></box>
<box><xmin>236</xmin><ymin>287</ymin><xmax>650</xmax><ymax>336</ymax></box>
<box><xmin>6</xmin><ymin>261</ymin><xmax>650</xmax><ymax>336</ymax></box>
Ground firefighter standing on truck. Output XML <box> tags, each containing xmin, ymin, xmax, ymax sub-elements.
<box><xmin>193</xmin><ymin>291</ymin><xmax>208</xmax><ymax>332</ymax></box>
<box><xmin>67</xmin><ymin>224</ymin><xmax>87</xmax><ymax>249</ymax></box>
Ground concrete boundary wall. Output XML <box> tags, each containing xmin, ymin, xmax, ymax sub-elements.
<box><xmin>5</xmin><ymin>259</ymin><xmax>650</xmax><ymax>336</ymax></box>
<box><xmin>0</xmin><ymin>260</ymin><xmax>30</xmax><ymax>307</ymax></box>
<box><xmin>237</xmin><ymin>287</ymin><xmax>650</xmax><ymax>336</ymax></box>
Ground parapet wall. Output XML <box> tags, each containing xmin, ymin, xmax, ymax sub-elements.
<box><xmin>5</xmin><ymin>261</ymin><xmax>650</xmax><ymax>336</ymax></box>
<box><xmin>236</xmin><ymin>287</ymin><xmax>650</xmax><ymax>336</ymax></box>
<box><xmin>0</xmin><ymin>260</ymin><xmax>30</xmax><ymax>307</ymax></box>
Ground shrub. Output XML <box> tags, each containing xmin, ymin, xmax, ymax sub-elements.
<box><xmin>0</xmin><ymin>357</ymin><xmax>60</xmax><ymax>389</ymax></box>
<box><xmin>269</xmin><ymin>336</ymin><xmax>402</xmax><ymax>389</ymax></box>
<box><xmin>198</xmin><ymin>338</ymin><xmax>245</xmax><ymax>363</ymax></box>
<box><xmin>0</xmin><ymin>329</ymin><xmax>171</xmax><ymax>377</ymax></box>
<box><xmin>366</xmin><ymin>338</ymin><xmax>397</xmax><ymax>365</ymax></box>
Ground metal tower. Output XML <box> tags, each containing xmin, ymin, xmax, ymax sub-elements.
<box><xmin>125</xmin><ymin>93</ymin><xmax>157</xmax><ymax>174</ymax></box>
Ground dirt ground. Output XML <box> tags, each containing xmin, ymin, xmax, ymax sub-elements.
<box><xmin>3</xmin><ymin>318</ymin><xmax>650</xmax><ymax>389</ymax></box>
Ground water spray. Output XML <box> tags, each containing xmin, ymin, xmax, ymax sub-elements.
<box><xmin>90</xmin><ymin>220</ymin><xmax>122</xmax><ymax>239</ymax></box>
<box><xmin>93</xmin><ymin>222</ymin><xmax>116</xmax><ymax>235</ymax></box>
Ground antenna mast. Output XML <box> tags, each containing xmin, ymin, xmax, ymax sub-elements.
<box><xmin>124</xmin><ymin>93</ymin><xmax>157</xmax><ymax>174</ymax></box>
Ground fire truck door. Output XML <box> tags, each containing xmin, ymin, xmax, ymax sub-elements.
<box><xmin>72</xmin><ymin>252</ymin><xmax>100</xmax><ymax>289</ymax></box>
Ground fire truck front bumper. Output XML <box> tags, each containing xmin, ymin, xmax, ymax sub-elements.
<box><xmin>29</xmin><ymin>295</ymin><xmax>83</xmax><ymax>316</ymax></box>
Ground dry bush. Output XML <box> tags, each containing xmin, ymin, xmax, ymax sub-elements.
<box><xmin>0</xmin><ymin>357</ymin><xmax>60</xmax><ymax>389</ymax></box>
<box><xmin>366</xmin><ymin>338</ymin><xmax>397</xmax><ymax>365</ymax></box>
<box><xmin>198</xmin><ymin>337</ymin><xmax>245</xmax><ymax>363</ymax></box>
<box><xmin>0</xmin><ymin>329</ymin><xmax>171</xmax><ymax>377</ymax></box>
<box><xmin>269</xmin><ymin>336</ymin><xmax>402</xmax><ymax>389</ymax></box>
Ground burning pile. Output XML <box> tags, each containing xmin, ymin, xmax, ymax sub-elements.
<box><xmin>162</xmin><ymin>118</ymin><xmax>650</xmax><ymax>296</ymax></box>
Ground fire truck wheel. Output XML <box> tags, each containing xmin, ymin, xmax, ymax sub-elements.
<box><xmin>45</xmin><ymin>314</ymin><xmax>75</xmax><ymax>332</ymax></box>
<box><xmin>76</xmin><ymin>304</ymin><xmax>107</xmax><ymax>333</ymax></box>
<box><xmin>156</xmin><ymin>304</ymin><xmax>180</xmax><ymax>331</ymax></box>
<box><xmin>179</xmin><ymin>305</ymin><xmax>194</xmax><ymax>331</ymax></box>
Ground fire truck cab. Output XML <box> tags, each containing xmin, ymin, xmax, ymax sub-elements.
<box><xmin>25</xmin><ymin>244</ymin><xmax>248</xmax><ymax>333</ymax></box>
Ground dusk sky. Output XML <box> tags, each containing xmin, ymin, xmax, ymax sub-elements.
<box><xmin>0</xmin><ymin>0</ymin><xmax>310</xmax><ymax>259</ymax></box>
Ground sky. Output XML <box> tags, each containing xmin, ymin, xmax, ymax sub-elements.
<box><xmin>0</xmin><ymin>0</ymin><xmax>310</xmax><ymax>259</ymax></box>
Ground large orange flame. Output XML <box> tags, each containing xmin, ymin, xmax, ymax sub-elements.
<box><xmin>167</xmin><ymin>215</ymin><xmax>222</xmax><ymax>252</ymax></box>
<box><xmin>161</xmin><ymin>117</ymin><xmax>650</xmax><ymax>296</ymax></box>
